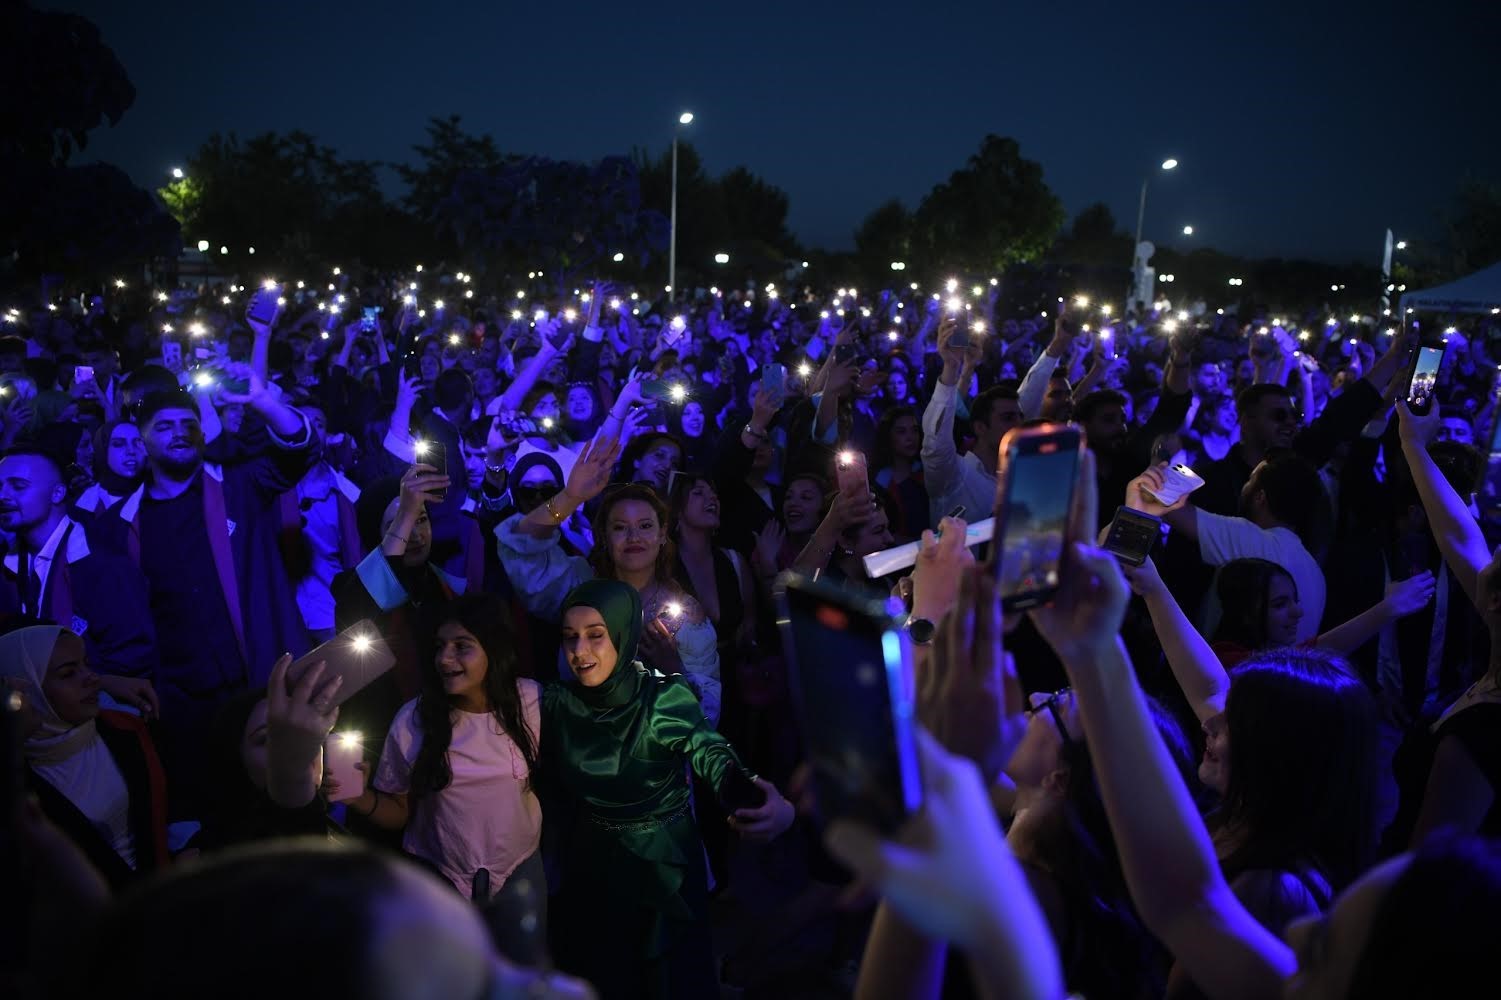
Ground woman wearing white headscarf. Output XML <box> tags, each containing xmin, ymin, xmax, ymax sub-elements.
<box><xmin>0</xmin><ymin>625</ymin><xmax>171</xmax><ymax>886</ymax></box>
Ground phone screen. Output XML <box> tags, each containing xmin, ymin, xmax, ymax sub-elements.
<box><xmin>1407</xmin><ymin>345</ymin><xmax>1445</xmax><ymax>414</ymax></box>
<box><xmin>284</xmin><ymin>622</ymin><xmax>397</xmax><ymax>708</ymax></box>
<box><xmin>778</xmin><ymin>576</ymin><xmax>920</xmax><ymax>835</ymax></box>
<box><xmin>761</xmin><ymin>363</ymin><xmax>786</xmax><ymax>398</ymax></box>
<box><xmin>1104</xmin><ymin>507</ymin><xmax>1164</xmax><ymax>566</ymax></box>
<box><xmin>993</xmin><ymin>429</ymin><xmax>1082</xmax><ymax>609</ymax></box>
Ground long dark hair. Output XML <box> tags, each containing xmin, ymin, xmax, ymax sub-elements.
<box><xmin>1213</xmin><ymin>558</ymin><xmax>1292</xmax><ymax>649</ymax></box>
<box><xmin>1029</xmin><ymin>696</ymin><xmax>1195</xmax><ymax>999</ymax></box>
<box><xmin>409</xmin><ymin>594</ymin><xmax>537</xmax><ymax>797</ymax></box>
<box><xmin>1219</xmin><ymin>647</ymin><xmax>1380</xmax><ymax>889</ymax></box>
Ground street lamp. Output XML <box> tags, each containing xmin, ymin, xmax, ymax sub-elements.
<box><xmin>1182</xmin><ymin>225</ymin><xmax>1194</xmax><ymax>236</ymax></box>
<box><xmin>170</xmin><ymin>167</ymin><xmax>184</xmax><ymax>179</ymax></box>
<box><xmin>1129</xmin><ymin>157</ymin><xmax>1179</xmax><ymax>311</ymax></box>
<box><xmin>669</xmin><ymin>111</ymin><xmax>694</xmax><ymax>299</ymax></box>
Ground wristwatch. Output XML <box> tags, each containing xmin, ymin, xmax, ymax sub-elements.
<box><xmin>905</xmin><ymin>616</ymin><xmax>937</xmax><ymax>646</ymax></box>
<box><xmin>742</xmin><ymin>423</ymin><xmax>770</xmax><ymax>441</ymax></box>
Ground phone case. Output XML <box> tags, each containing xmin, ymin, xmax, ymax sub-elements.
<box><xmin>285</xmin><ymin>622</ymin><xmax>397</xmax><ymax>708</ymax></box>
<box><xmin>992</xmin><ymin>424</ymin><xmax>1084</xmax><ymax>611</ymax></box>
<box><xmin>836</xmin><ymin>451</ymin><xmax>870</xmax><ymax>498</ymax></box>
<box><xmin>1140</xmin><ymin>464</ymin><xmax>1205</xmax><ymax>507</ymax></box>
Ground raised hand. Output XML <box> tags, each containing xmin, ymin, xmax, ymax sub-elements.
<box><xmin>752</xmin><ymin>519</ymin><xmax>787</xmax><ymax>578</ymax></box>
<box><xmin>1395</xmin><ymin>399</ymin><xmax>1441</xmax><ymax>449</ymax></box>
<box><xmin>919</xmin><ymin>567</ymin><xmax>1026</xmax><ymax>784</ymax></box>
<box><xmin>564</xmin><ymin>434</ymin><xmax>621</xmax><ymax>505</ymax></box>
<box><xmin>1125</xmin><ymin>462</ymin><xmax>1189</xmax><ymax>519</ymax></box>
<box><xmin>399</xmin><ymin>462</ymin><xmax>449</xmax><ymax>512</ymax></box>
<box><xmin>910</xmin><ymin>516</ymin><xmax>974</xmax><ymax>622</ymax></box>
<box><xmin>1384</xmin><ymin>570</ymin><xmax>1437</xmax><ymax>618</ymax></box>
<box><xmin>730</xmin><ymin>778</ymin><xmax>795</xmax><ymax>841</ymax></box>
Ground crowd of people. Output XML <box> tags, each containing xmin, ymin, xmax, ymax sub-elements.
<box><xmin>3</xmin><ymin>263</ymin><xmax>1501</xmax><ymax>999</ymax></box>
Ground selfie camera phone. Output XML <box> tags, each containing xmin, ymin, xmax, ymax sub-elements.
<box><xmin>1140</xmin><ymin>463</ymin><xmax>1205</xmax><ymax>508</ymax></box>
<box><xmin>1406</xmin><ymin>344</ymin><xmax>1445</xmax><ymax>416</ymax></box>
<box><xmin>415</xmin><ymin>439</ymin><xmax>448</xmax><ymax>502</ymax></box>
<box><xmin>1104</xmin><ymin>506</ymin><xmax>1168</xmax><ymax>567</ymax></box>
<box><xmin>775</xmin><ymin>572</ymin><xmax>921</xmax><ymax>835</ymax></box>
<box><xmin>991</xmin><ymin>424</ymin><xmax>1084</xmax><ymax>611</ymax></box>
<box><xmin>246</xmin><ymin>284</ymin><xmax>281</xmax><ymax>327</ymax></box>
<box><xmin>285</xmin><ymin>622</ymin><xmax>397</xmax><ymax>709</ymax></box>
<box><xmin>836</xmin><ymin>450</ymin><xmax>870</xmax><ymax>500</ymax></box>
<box><xmin>75</xmin><ymin>365</ymin><xmax>95</xmax><ymax>384</ymax></box>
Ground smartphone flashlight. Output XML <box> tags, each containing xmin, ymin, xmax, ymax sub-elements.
<box><xmin>414</xmin><ymin>439</ymin><xmax>430</xmax><ymax>457</ymax></box>
<box><xmin>839</xmin><ymin>450</ymin><xmax>856</xmax><ymax>467</ymax></box>
<box><xmin>542</xmin><ymin>417</ymin><xmax>555</xmax><ymax>430</ymax></box>
<box><xmin>670</xmin><ymin>384</ymin><xmax>687</xmax><ymax>402</ymax></box>
<box><xmin>797</xmin><ymin>363</ymin><xmax>812</xmax><ymax>377</ymax></box>
<box><xmin>664</xmin><ymin>602</ymin><xmax>683</xmax><ymax>619</ymax></box>
<box><xmin>193</xmin><ymin>372</ymin><xmax>214</xmax><ymax>388</ymax></box>
<box><xmin>448</xmin><ymin>334</ymin><xmax>461</xmax><ymax>346</ymax></box>
<box><xmin>338</xmin><ymin>731</ymin><xmax>362</xmax><ymax>749</ymax></box>
<box><xmin>351</xmin><ymin>634</ymin><xmax>373</xmax><ymax>654</ymax></box>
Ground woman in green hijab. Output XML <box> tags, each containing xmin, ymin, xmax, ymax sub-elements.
<box><xmin>544</xmin><ymin>578</ymin><xmax>794</xmax><ymax>999</ymax></box>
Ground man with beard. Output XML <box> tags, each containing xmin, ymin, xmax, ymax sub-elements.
<box><xmin>1130</xmin><ymin>449</ymin><xmax>1328</xmax><ymax>642</ymax></box>
<box><xmin>1075</xmin><ymin>333</ymin><xmax>1194</xmax><ymax>527</ymax></box>
<box><xmin>0</xmin><ymin>447</ymin><xmax>159</xmax><ymax>709</ymax></box>
<box><xmin>103</xmin><ymin>369</ymin><xmax>316</xmax><ymax>811</ymax></box>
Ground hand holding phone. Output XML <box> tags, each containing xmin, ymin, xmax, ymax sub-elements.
<box><xmin>412</xmin><ymin>439</ymin><xmax>449</xmax><ymax>502</ymax></box>
<box><xmin>323</xmin><ymin>732</ymin><xmax>365</xmax><ymax>803</ymax></box>
<box><xmin>283</xmin><ymin>622</ymin><xmax>397</xmax><ymax>708</ymax></box>
<box><xmin>992</xmin><ymin>425</ymin><xmax>1084</xmax><ymax>611</ymax></box>
<box><xmin>836</xmin><ymin>449</ymin><xmax>871</xmax><ymax>502</ymax></box>
<box><xmin>246</xmin><ymin>284</ymin><xmax>282</xmax><ymax>329</ymax></box>
<box><xmin>1102</xmin><ymin>506</ymin><xmax>1167</xmax><ymax>567</ymax></box>
<box><xmin>1406</xmin><ymin>343</ymin><xmax>1446</xmax><ymax>416</ymax></box>
<box><xmin>776</xmin><ymin>572</ymin><xmax>921</xmax><ymax>834</ymax></box>
<box><xmin>1137</xmin><ymin>463</ymin><xmax>1204</xmax><ymax>508</ymax></box>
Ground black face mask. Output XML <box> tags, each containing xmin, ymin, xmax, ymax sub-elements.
<box><xmin>512</xmin><ymin>484</ymin><xmax>560</xmax><ymax>515</ymax></box>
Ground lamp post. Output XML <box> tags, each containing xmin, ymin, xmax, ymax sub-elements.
<box><xmin>1129</xmin><ymin>158</ymin><xmax>1178</xmax><ymax>313</ymax></box>
<box><xmin>669</xmin><ymin>111</ymin><xmax>693</xmax><ymax>300</ymax></box>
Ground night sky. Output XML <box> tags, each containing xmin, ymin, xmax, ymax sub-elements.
<box><xmin>55</xmin><ymin>0</ymin><xmax>1501</xmax><ymax>265</ymax></box>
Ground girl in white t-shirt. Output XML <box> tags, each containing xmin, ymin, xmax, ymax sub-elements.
<box><xmin>343</xmin><ymin>594</ymin><xmax>543</xmax><ymax>907</ymax></box>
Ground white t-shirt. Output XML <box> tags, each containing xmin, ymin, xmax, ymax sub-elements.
<box><xmin>374</xmin><ymin>681</ymin><xmax>543</xmax><ymax>898</ymax></box>
<box><xmin>1196</xmin><ymin>511</ymin><xmax>1326</xmax><ymax>643</ymax></box>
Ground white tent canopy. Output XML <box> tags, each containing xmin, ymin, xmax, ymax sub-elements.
<box><xmin>1400</xmin><ymin>260</ymin><xmax>1501</xmax><ymax>314</ymax></box>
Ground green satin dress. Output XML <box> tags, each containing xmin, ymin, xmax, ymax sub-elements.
<box><xmin>544</xmin><ymin>591</ymin><xmax>749</xmax><ymax>998</ymax></box>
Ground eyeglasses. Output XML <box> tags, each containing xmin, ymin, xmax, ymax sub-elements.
<box><xmin>1029</xmin><ymin>688</ymin><xmax>1077</xmax><ymax>747</ymax></box>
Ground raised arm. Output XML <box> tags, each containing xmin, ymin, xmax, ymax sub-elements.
<box><xmin>1018</xmin><ymin>309</ymin><xmax>1070</xmax><ymax>419</ymax></box>
<box><xmin>1316</xmin><ymin>571</ymin><xmax>1436</xmax><ymax>655</ymax></box>
<box><xmin>1397</xmin><ymin>401</ymin><xmax>1491</xmax><ymax>605</ymax></box>
<box><xmin>919</xmin><ymin>319</ymin><xmax>968</xmax><ymax>502</ymax></box>
<box><xmin>1122</xmin><ymin>556</ymin><xmax>1229</xmax><ymax>722</ymax></box>
<box><xmin>1032</xmin><ymin>546</ymin><xmax>1295</xmax><ymax>1000</ymax></box>
<box><xmin>495</xmin><ymin>324</ymin><xmax>571</xmax><ymax>414</ymax></box>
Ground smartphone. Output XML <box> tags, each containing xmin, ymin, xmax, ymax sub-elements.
<box><xmin>162</xmin><ymin>341</ymin><xmax>184</xmax><ymax>369</ymax></box>
<box><xmin>324</xmin><ymin>732</ymin><xmax>365</xmax><ymax>803</ymax></box>
<box><xmin>245</xmin><ymin>284</ymin><xmax>281</xmax><ymax>326</ymax></box>
<box><xmin>74</xmin><ymin>365</ymin><xmax>95</xmax><ymax>385</ymax></box>
<box><xmin>414</xmin><ymin>439</ymin><xmax>449</xmax><ymax>502</ymax></box>
<box><xmin>775</xmin><ymin>571</ymin><xmax>921</xmax><ymax>835</ymax></box>
<box><xmin>1406</xmin><ymin>344</ymin><xmax>1445</xmax><ymax>416</ymax></box>
<box><xmin>284</xmin><ymin>621</ymin><xmax>397</xmax><ymax>708</ymax></box>
<box><xmin>991</xmin><ymin>425</ymin><xmax>1084</xmax><ymax>611</ymax></box>
<box><xmin>360</xmin><ymin>306</ymin><xmax>381</xmax><ymax>333</ymax></box>
<box><xmin>761</xmin><ymin>362</ymin><xmax>787</xmax><ymax>400</ymax></box>
<box><xmin>1140</xmin><ymin>463</ymin><xmax>1205</xmax><ymax>507</ymax></box>
<box><xmin>836</xmin><ymin>449</ymin><xmax>870</xmax><ymax>500</ymax></box>
<box><xmin>640</xmin><ymin>380</ymin><xmax>682</xmax><ymax>401</ymax></box>
<box><xmin>1103</xmin><ymin>506</ymin><xmax>1167</xmax><ymax>567</ymax></box>
<box><xmin>833</xmin><ymin>343</ymin><xmax>858</xmax><ymax>365</ymax></box>
<box><xmin>719</xmin><ymin>767</ymin><xmax>767</xmax><ymax>812</ymax></box>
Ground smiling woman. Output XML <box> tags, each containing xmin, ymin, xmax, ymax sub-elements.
<box><xmin>545</xmin><ymin>580</ymin><xmax>793</xmax><ymax>999</ymax></box>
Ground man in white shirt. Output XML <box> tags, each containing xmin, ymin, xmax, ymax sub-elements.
<box><xmin>921</xmin><ymin>319</ymin><xmax>1024</xmax><ymax>523</ymax></box>
<box><xmin>1129</xmin><ymin>450</ymin><xmax>1327</xmax><ymax>641</ymax></box>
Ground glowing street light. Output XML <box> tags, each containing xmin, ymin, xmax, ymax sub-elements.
<box><xmin>890</xmin><ymin>261</ymin><xmax>906</xmax><ymax>271</ymax></box>
<box><xmin>1131</xmin><ymin>156</ymin><xmax>1181</xmax><ymax>311</ymax></box>
<box><xmin>669</xmin><ymin>110</ymin><xmax>694</xmax><ymax>299</ymax></box>
<box><xmin>1182</xmin><ymin>225</ymin><xmax>1194</xmax><ymax>236</ymax></box>
<box><xmin>196</xmin><ymin>239</ymin><xmax>209</xmax><ymax>252</ymax></box>
<box><xmin>170</xmin><ymin>167</ymin><xmax>184</xmax><ymax>179</ymax></box>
